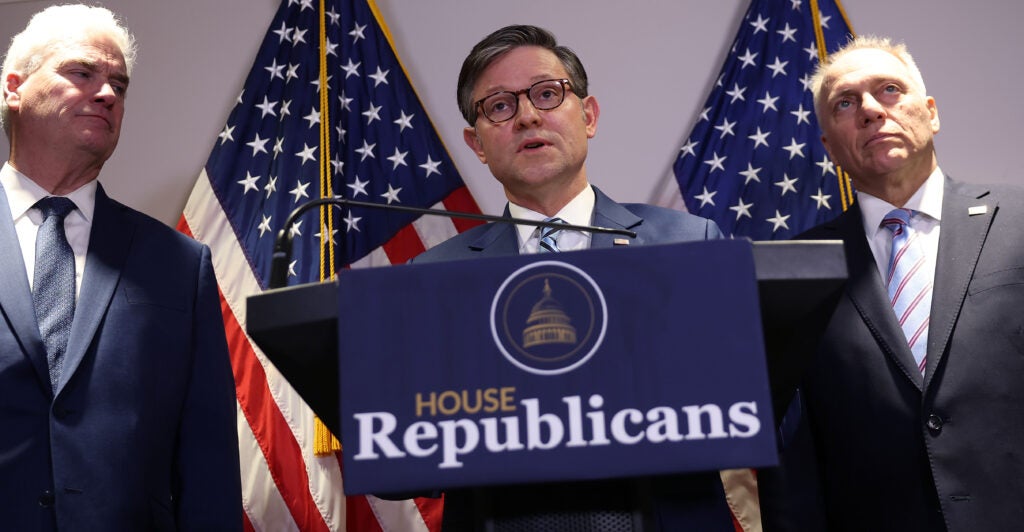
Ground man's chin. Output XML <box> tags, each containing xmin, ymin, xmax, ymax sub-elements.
<box><xmin>76</xmin><ymin>131</ymin><xmax>119</xmax><ymax>153</ymax></box>
<box><xmin>858</xmin><ymin>149</ymin><xmax>908</xmax><ymax>170</ymax></box>
<box><xmin>502</xmin><ymin>174</ymin><xmax>562</xmax><ymax>194</ymax></box>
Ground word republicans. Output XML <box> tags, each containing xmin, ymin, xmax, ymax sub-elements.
<box><xmin>351</xmin><ymin>392</ymin><xmax>762</xmax><ymax>468</ymax></box>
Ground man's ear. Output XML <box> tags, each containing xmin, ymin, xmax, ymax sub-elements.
<box><xmin>4</xmin><ymin>72</ymin><xmax>24</xmax><ymax>111</ymax></box>
<box><xmin>927</xmin><ymin>96</ymin><xmax>940</xmax><ymax>134</ymax></box>
<box><xmin>819</xmin><ymin>134</ymin><xmax>844</xmax><ymax>179</ymax></box>
<box><xmin>463</xmin><ymin>126</ymin><xmax>487</xmax><ymax>164</ymax></box>
<box><xmin>581</xmin><ymin>95</ymin><xmax>599</xmax><ymax>139</ymax></box>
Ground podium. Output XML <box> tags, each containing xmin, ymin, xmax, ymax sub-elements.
<box><xmin>248</xmin><ymin>240</ymin><xmax>844</xmax><ymax>428</ymax></box>
<box><xmin>243</xmin><ymin>240</ymin><xmax>843</xmax><ymax>519</ymax></box>
<box><xmin>245</xmin><ymin>240</ymin><xmax>839</xmax><ymax>527</ymax></box>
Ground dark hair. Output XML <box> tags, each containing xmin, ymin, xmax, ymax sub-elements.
<box><xmin>457</xmin><ymin>24</ymin><xmax>588</xmax><ymax>125</ymax></box>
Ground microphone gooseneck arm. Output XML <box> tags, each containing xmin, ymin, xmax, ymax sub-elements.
<box><xmin>268</xmin><ymin>196</ymin><xmax>638</xmax><ymax>289</ymax></box>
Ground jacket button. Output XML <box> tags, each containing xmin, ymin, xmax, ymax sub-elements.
<box><xmin>38</xmin><ymin>490</ymin><xmax>55</xmax><ymax>507</ymax></box>
<box><xmin>926</xmin><ymin>414</ymin><xmax>944</xmax><ymax>433</ymax></box>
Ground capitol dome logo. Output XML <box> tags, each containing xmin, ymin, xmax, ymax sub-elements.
<box><xmin>491</xmin><ymin>261</ymin><xmax>607</xmax><ymax>375</ymax></box>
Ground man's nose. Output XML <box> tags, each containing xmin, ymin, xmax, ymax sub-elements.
<box><xmin>93</xmin><ymin>81</ymin><xmax>118</xmax><ymax>105</ymax></box>
<box><xmin>859</xmin><ymin>94</ymin><xmax>886</xmax><ymax>126</ymax></box>
<box><xmin>513</xmin><ymin>92</ymin><xmax>542</xmax><ymax>128</ymax></box>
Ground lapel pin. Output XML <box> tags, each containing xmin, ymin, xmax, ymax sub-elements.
<box><xmin>968</xmin><ymin>205</ymin><xmax>988</xmax><ymax>216</ymax></box>
<box><xmin>613</xmin><ymin>238</ymin><xmax>630</xmax><ymax>246</ymax></box>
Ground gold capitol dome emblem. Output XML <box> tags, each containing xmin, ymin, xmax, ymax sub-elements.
<box><xmin>491</xmin><ymin>260</ymin><xmax>607</xmax><ymax>375</ymax></box>
<box><xmin>522</xmin><ymin>279</ymin><xmax>578</xmax><ymax>348</ymax></box>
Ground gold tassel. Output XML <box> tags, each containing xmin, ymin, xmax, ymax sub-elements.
<box><xmin>310</xmin><ymin>0</ymin><xmax>341</xmax><ymax>460</ymax></box>
<box><xmin>313</xmin><ymin>415</ymin><xmax>342</xmax><ymax>456</ymax></box>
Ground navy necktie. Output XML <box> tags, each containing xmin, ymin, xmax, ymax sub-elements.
<box><xmin>33</xmin><ymin>196</ymin><xmax>77</xmax><ymax>389</ymax></box>
<box><xmin>538</xmin><ymin>217</ymin><xmax>566</xmax><ymax>253</ymax></box>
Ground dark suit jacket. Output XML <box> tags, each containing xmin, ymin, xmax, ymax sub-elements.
<box><xmin>0</xmin><ymin>183</ymin><xmax>242</xmax><ymax>530</ymax></box>
<box><xmin>415</xmin><ymin>185</ymin><xmax>724</xmax><ymax>262</ymax></box>
<box><xmin>414</xmin><ymin>186</ymin><xmax>733</xmax><ymax>531</ymax></box>
<box><xmin>764</xmin><ymin>177</ymin><xmax>1024</xmax><ymax>531</ymax></box>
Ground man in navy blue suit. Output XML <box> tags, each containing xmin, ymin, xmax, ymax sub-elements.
<box><xmin>0</xmin><ymin>5</ymin><xmax>241</xmax><ymax>529</ymax></box>
<box><xmin>415</xmin><ymin>24</ymin><xmax>723</xmax><ymax>263</ymax></box>
<box><xmin>414</xmin><ymin>25</ymin><xmax>735</xmax><ymax>531</ymax></box>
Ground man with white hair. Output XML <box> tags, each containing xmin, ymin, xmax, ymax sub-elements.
<box><xmin>0</xmin><ymin>5</ymin><xmax>241</xmax><ymax>529</ymax></box>
<box><xmin>763</xmin><ymin>35</ymin><xmax>1024</xmax><ymax>531</ymax></box>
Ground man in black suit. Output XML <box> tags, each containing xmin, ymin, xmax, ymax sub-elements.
<box><xmin>762</xmin><ymin>35</ymin><xmax>1024</xmax><ymax>531</ymax></box>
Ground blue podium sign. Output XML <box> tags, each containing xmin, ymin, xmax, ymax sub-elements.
<box><xmin>337</xmin><ymin>239</ymin><xmax>776</xmax><ymax>494</ymax></box>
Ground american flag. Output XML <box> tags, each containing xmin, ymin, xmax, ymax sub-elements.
<box><xmin>672</xmin><ymin>0</ymin><xmax>854</xmax><ymax>240</ymax></box>
<box><xmin>665</xmin><ymin>2</ymin><xmax>855</xmax><ymax>528</ymax></box>
<box><xmin>177</xmin><ymin>0</ymin><xmax>480</xmax><ymax>529</ymax></box>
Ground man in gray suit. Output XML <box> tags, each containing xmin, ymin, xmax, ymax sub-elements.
<box><xmin>763</xmin><ymin>35</ymin><xmax>1024</xmax><ymax>531</ymax></box>
<box><xmin>414</xmin><ymin>25</ymin><xmax>733</xmax><ymax>531</ymax></box>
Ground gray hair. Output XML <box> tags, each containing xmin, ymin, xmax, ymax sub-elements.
<box><xmin>811</xmin><ymin>35</ymin><xmax>927</xmax><ymax>125</ymax></box>
<box><xmin>1</xmin><ymin>4</ymin><xmax>137</xmax><ymax>135</ymax></box>
<box><xmin>457</xmin><ymin>24</ymin><xmax>588</xmax><ymax>125</ymax></box>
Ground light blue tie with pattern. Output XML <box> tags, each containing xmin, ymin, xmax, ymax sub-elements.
<box><xmin>33</xmin><ymin>197</ymin><xmax>77</xmax><ymax>390</ymax></box>
<box><xmin>882</xmin><ymin>208</ymin><xmax>931</xmax><ymax>375</ymax></box>
<box><xmin>538</xmin><ymin>217</ymin><xmax>566</xmax><ymax>253</ymax></box>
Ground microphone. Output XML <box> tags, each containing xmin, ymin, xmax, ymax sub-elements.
<box><xmin>268</xmin><ymin>196</ymin><xmax>638</xmax><ymax>289</ymax></box>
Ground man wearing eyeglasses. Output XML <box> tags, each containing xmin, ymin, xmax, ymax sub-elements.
<box><xmin>416</xmin><ymin>24</ymin><xmax>721</xmax><ymax>261</ymax></box>
<box><xmin>414</xmin><ymin>24</ymin><xmax>733</xmax><ymax>532</ymax></box>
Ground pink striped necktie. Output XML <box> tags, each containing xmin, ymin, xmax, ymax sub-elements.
<box><xmin>882</xmin><ymin>208</ymin><xmax>932</xmax><ymax>375</ymax></box>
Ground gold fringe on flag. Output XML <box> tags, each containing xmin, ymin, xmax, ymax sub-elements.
<box><xmin>314</xmin><ymin>416</ymin><xmax>342</xmax><ymax>455</ymax></box>
<box><xmin>811</xmin><ymin>0</ymin><xmax>857</xmax><ymax>212</ymax></box>
<box><xmin>313</xmin><ymin>0</ymin><xmax>342</xmax><ymax>457</ymax></box>
<box><xmin>311</xmin><ymin>0</ymin><xmax>457</xmax><ymax>457</ymax></box>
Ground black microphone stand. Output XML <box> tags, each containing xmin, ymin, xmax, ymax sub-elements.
<box><xmin>268</xmin><ymin>196</ymin><xmax>638</xmax><ymax>289</ymax></box>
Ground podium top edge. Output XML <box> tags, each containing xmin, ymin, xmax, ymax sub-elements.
<box><xmin>752</xmin><ymin>239</ymin><xmax>847</xmax><ymax>281</ymax></box>
<box><xmin>751</xmin><ymin>239</ymin><xmax>843</xmax><ymax>246</ymax></box>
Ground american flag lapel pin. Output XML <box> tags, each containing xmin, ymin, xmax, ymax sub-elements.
<box><xmin>968</xmin><ymin>205</ymin><xmax>988</xmax><ymax>216</ymax></box>
<box><xmin>613</xmin><ymin>238</ymin><xmax>630</xmax><ymax>246</ymax></box>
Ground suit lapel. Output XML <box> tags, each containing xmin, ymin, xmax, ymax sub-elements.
<box><xmin>57</xmin><ymin>185</ymin><xmax>135</xmax><ymax>394</ymax></box>
<box><xmin>467</xmin><ymin>206</ymin><xmax>519</xmax><ymax>256</ymax></box>
<box><xmin>925</xmin><ymin>178</ymin><xmax>994</xmax><ymax>388</ymax></box>
<box><xmin>468</xmin><ymin>187</ymin><xmax>641</xmax><ymax>253</ymax></box>
<box><xmin>590</xmin><ymin>187</ymin><xmax>641</xmax><ymax>249</ymax></box>
<box><xmin>0</xmin><ymin>183</ymin><xmax>52</xmax><ymax>393</ymax></box>
<box><xmin>834</xmin><ymin>204</ymin><xmax>925</xmax><ymax>389</ymax></box>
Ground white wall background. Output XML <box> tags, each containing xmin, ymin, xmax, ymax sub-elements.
<box><xmin>0</xmin><ymin>0</ymin><xmax>1020</xmax><ymax>225</ymax></box>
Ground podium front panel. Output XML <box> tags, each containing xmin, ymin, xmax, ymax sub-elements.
<box><xmin>337</xmin><ymin>239</ymin><xmax>777</xmax><ymax>495</ymax></box>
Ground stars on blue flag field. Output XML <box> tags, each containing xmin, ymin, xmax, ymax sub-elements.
<box><xmin>205</xmin><ymin>0</ymin><xmax>471</xmax><ymax>286</ymax></box>
<box><xmin>673</xmin><ymin>0</ymin><xmax>854</xmax><ymax>240</ymax></box>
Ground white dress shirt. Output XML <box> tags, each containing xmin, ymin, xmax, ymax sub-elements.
<box><xmin>508</xmin><ymin>185</ymin><xmax>596</xmax><ymax>254</ymax></box>
<box><xmin>857</xmin><ymin>167</ymin><xmax>944</xmax><ymax>283</ymax></box>
<box><xmin>1</xmin><ymin>162</ymin><xmax>96</xmax><ymax>297</ymax></box>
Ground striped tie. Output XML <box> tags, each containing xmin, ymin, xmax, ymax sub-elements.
<box><xmin>538</xmin><ymin>217</ymin><xmax>566</xmax><ymax>253</ymax></box>
<box><xmin>882</xmin><ymin>208</ymin><xmax>931</xmax><ymax>375</ymax></box>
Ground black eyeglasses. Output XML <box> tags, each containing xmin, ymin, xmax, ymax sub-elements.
<box><xmin>473</xmin><ymin>79</ymin><xmax>573</xmax><ymax>123</ymax></box>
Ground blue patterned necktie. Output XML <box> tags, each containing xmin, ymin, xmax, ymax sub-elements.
<box><xmin>33</xmin><ymin>196</ymin><xmax>77</xmax><ymax>389</ymax></box>
<box><xmin>882</xmin><ymin>208</ymin><xmax>932</xmax><ymax>375</ymax></box>
<box><xmin>537</xmin><ymin>217</ymin><xmax>566</xmax><ymax>253</ymax></box>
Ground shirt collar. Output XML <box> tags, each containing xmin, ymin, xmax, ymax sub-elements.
<box><xmin>857</xmin><ymin>166</ymin><xmax>944</xmax><ymax>236</ymax></box>
<box><xmin>508</xmin><ymin>185</ymin><xmax>596</xmax><ymax>248</ymax></box>
<box><xmin>1</xmin><ymin>162</ymin><xmax>97</xmax><ymax>224</ymax></box>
